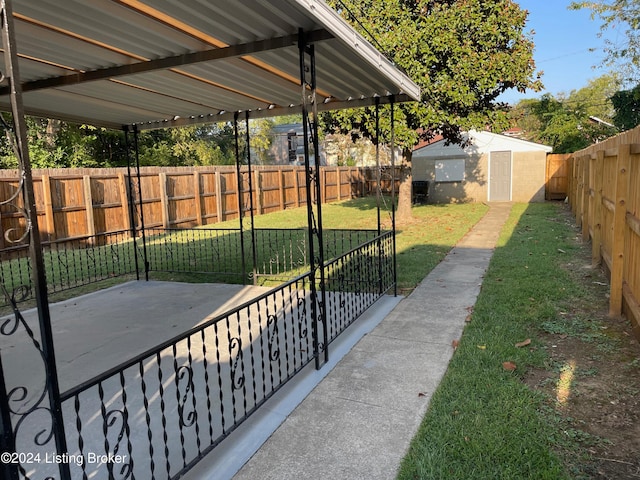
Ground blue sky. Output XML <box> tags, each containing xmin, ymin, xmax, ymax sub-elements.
<box><xmin>498</xmin><ymin>0</ymin><xmax>615</xmax><ymax>105</ymax></box>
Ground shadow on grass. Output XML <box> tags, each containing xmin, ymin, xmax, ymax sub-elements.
<box><xmin>397</xmin><ymin>202</ymin><xmax>590</xmax><ymax>480</ymax></box>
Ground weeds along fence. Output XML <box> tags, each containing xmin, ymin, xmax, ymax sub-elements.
<box><xmin>568</xmin><ymin>126</ymin><xmax>640</xmax><ymax>339</ymax></box>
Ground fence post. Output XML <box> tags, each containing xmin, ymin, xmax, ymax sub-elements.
<box><xmin>592</xmin><ymin>151</ymin><xmax>604</xmax><ymax>267</ymax></box>
<box><xmin>610</xmin><ymin>143</ymin><xmax>630</xmax><ymax>316</ymax></box>
<box><xmin>582</xmin><ymin>155</ymin><xmax>590</xmax><ymax>241</ymax></box>
<box><xmin>117</xmin><ymin>173</ymin><xmax>132</xmax><ymax>236</ymax></box>
<box><xmin>279</xmin><ymin>168</ymin><xmax>285</xmax><ymax>210</ymax></box>
<box><xmin>293</xmin><ymin>168</ymin><xmax>301</xmax><ymax>207</ymax></box>
<box><xmin>193</xmin><ymin>171</ymin><xmax>203</xmax><ymax>226</ymax></box>
<box><xmin>254</xmin><ymin>170</ymin><xmax>262</xmax><ymax>215</ymax></box>
<box><xmin>83</xmin><ymin>175</ymin><xmax>95</xmax><ymax>243</ymax></box>
<box><xmin>41</xmin><ymin>174</ymin><xmax>56</xmax><ymax>242</ymax></box>
<box><xmin>159</xmin><ymin>172</ymin><xmax>170</xmax><ymax>228</ymax></box>
<box><xmin>215</xmin><ymin>171</ymin><xmax>224</xmax><ymax>222</ymax></box>
<box><xmin>575</xmin><ymin>156</ymin><xmax>584</xmax><ymax>228</ymax></box>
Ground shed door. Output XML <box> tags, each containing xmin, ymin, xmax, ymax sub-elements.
<box><xmin>489</xmin><ymin>151</ymin><xmax>512</xmax><ymax>201</ymax></box>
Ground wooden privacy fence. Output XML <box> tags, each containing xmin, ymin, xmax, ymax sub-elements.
<box><xmin>0</xmin><ymin>165</ymin><xmax>396</xmax><ymax>248</ymax></box>
<box><xmin>568</xmin><ymin>126</ymin><xmax>640</xmax><ymax>340</ymax></box>
<box><xmin>546</xmin><ymin>153</ymin><xmax>571</xmax><ymax>200</ymax></box>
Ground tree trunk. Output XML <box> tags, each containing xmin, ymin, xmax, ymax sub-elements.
<box><xmin>395</xmin><ymin>150</ymin><xmax>413</xmax><ymax>223</ymax></box>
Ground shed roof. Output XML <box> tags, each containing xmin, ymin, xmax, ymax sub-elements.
<box><xmin>412</xmin><ymin>130</ymin><xmax>552</xmax><ymax>158</ymax></box>
<box><xmin>0</xmin><ymin>0</ymin><xmax>420</xmax><ymax>130</ymax></box>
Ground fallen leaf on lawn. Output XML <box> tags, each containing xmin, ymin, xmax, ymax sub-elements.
<box><xmin>502</xmin><ymin>361</ymin><xmax>517</xmax><ymax>371</ymax></box>
<box><xmin>558</xmin><ymin>248</ymin><xmax>566</xmax><ymax>253</ymax></box>
<box><xmin>452</xmin><ymin>339</ymin><xmax>459</xmax><ymax>350</ymax></box>
<box><xmin>515</xmin><ymin>338</ymin><xmax>531</xmax><ymax>348</ymax></box>
<box><xmin>477</xmin><ymin>345</ymin><xmax>486</xmax><ymax>350</ymax></box>
<box><xmin>465</xmin><ymin>314</ymin><xmax>472</xmax><ymax>323</ymax></box>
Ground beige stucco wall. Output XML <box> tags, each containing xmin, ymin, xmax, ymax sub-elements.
<box><xmin>412</xmin><ymin>154</ymin><xmax>488</xmax><ymax>203</ymax></box>
<box><xmin>511</xmin><ymin>151</ymin><xmax>546</xmax><ymax>202</ymax></box>
<box><xmin>412</xmin><ymin>151</ymin><xmax>546</xmax><ymax>203</ymax></box>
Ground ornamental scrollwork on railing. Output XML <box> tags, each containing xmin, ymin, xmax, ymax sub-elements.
<box><xmin>229</xmin><ymin>337</ymin><xmax>245</xmax><ymax>391</ymax></box>
<box><xmin>296</xmin><ymin>296</ymin><xmax>308</xmax><ymax>339</ymax></box>
<box><xmin>0</xmin><ymin>114</ymin><xmax>32</xmax><ymax>246</ymax></box>
<box><xmin>103</xmin><ymin>408</ymin><xmax>133</xmax><ymax>479</ymax></box>
<box><xmin>176</xmin><ymin>365</ymin><xmax>196</xmax><ymax>428</ymax></box>
<box><xmin>267</xmin><ymin>314</ymin><xmax>280</xmax><ymax>362</ymax></box>
<box><xmin>0</xmin><ymin>284</ymin><xmax>58</xmax><ymax>476</ymax></box>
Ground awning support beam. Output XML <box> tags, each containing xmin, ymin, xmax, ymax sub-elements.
<box><xmin>0</xmin><ymin>29</ymin><xmax>333</xmax><ymax>96</ymax></box>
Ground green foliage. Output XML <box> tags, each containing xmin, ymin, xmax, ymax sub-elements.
<box><xmin>611</xmin><ymin>83</ymin><xmax>640</xmax><ymax>130</ymax></box>
<box><xmin>324</xmin><ymin>0</ymin><xmax>542</xmax><ymax>149</ymax></box>
<box><xmin>509</xmin><ymin>75</ymin><xmax>620</xmax><ymax>152</ymax></box>
<box><xmin>0</xmin><ymin>117</ymin><xmax>245</xmax><ymax>168</ymax></box>
<box><xmin>570</xmin><ymin>0</ymin><xmax>640</xmax><ymax>82</ymax></box>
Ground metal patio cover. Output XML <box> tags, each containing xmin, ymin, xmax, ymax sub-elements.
<box><xmin>0</xmin><ymin>0</ymin><xmax>420</xmax><ymax>130</ymax></box>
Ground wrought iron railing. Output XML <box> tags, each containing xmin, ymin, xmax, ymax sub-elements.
<box><xmin>0</xmin><ymin>230</ymin><xmax>137</xmax><ymax>307</ymax></box>
<box><xmin>49</xmin><ymin>232</ymin><xmax>392</xmax><ymax>480</ymax></box>
<box><xmin>324</xmin><ymin>231</ymin><xmax>394</xmax><ymax>345</ymax></box>
<box><xmin>0</xmin><ymin>227</ymin><xmax>380</xmax><ymax>307</ymax></box>
<box><xmin>144</xmin><ymin>227</ymin><xmax>379</xmax><ymax>284</ymax></box>
<box><xmin>143</xmin><ymin>227</ymin><xmax>246</xmax><ymax>282</ymax></box>
<box><xmin>59</xmin><ymin>273</ymin><xmax>313</xmax><ymax>479</ymax></box>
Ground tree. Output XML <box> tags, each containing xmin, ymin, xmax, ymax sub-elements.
<box><xmin>509</xmin><ymin>76</ymin><xmax>620</xmax><ymax>153</ymax></box>
<box><xmin>570</xmin><ymin>1</ymin><xmax>640</xmax><ymax>82</ymax></box>
<box><xmin>324</xmin><ymin>0</ymin><xmax>541</xmax><ymax>219</ymax></box>
<box><xmin>611</xmin><ymin>84</ymin><xmax>640</xmax><ymax>130</ymax></box>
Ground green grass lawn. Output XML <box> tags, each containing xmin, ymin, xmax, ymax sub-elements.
<box><xmin>1</xmin><ymin>197</ymin><xmax>487</xmax><ymax>312</ymax></box>
<box><xmin>216</xmin><ymin>197</ymin><xmax>489</xmax><ymax>292</ymax></box>
<box><xmin>397</xmin><ymin>202</ymin><xmax>593</xmax><ymax>480</ymax></box>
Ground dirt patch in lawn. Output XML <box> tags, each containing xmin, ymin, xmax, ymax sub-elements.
<box><xmin>524</xmin><ymin>208</ymin><xmax>640</xmax><ymax>479</ymax></box>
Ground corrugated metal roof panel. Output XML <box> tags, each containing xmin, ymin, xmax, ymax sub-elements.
<box><xmin>0</xmin><ymin>0</ymin><xmax>420</xmax><ymax>130</ymax></box>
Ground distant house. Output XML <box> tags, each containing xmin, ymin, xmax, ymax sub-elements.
<box><xmin>412</xmin><ymin>130</ymin><xmax>552</xmax><ymax>203</ymax></box>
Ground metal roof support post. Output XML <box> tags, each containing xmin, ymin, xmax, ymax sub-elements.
<box><xmin>375</xmin><ymin>98</ymin><xmax>383</xmax><ymax>295</ymax></box>
<box><xmin>299</xmin><ymin>30</ymin><xmax>328</xmax><ymax>369</ymax></box>
<box><xmin>390</xmin><ymin>98</ymin><xmax>398</xmax><ymax>297</ymax></box>
<box><xmin>0</xmin><ymin>1</ymin><xmax>71</xmax><ymax>478</ymax></box>
<box><xmin>244</xmin><ymin>112</ymin><xmax>258</xmax><ymax>285</ymax></box>
<box><xmin>233</xmin><ymin>113</ymin><xmax>247</xmax><ymax>285</ymax></box>
<box><xmin>124</xmin><ymin>126</ymin><xmax>141</xmax><ymax>280</ymax></box>
<box><xmin>132</xmin><ymin>125</ymin><xmax>149</xmax><ymax>281</ymax></box>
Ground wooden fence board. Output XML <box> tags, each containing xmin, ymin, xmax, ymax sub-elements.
<box><xmin>567</xmin><ymin>125</ymin><xmax>640</xmax><ymax>342</ymax></box>
<box><xmin>0</xmin><ymin>166</ymin><xmax>394</xmax><ymax>247</ymax></box>
<box><xmin>545</xmin><ymin>153</ymin><xmax>570</xmax><ymax>200</ymax></box>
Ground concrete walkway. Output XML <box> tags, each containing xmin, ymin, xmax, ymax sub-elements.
<box><xmin>219</xmin><ymin>203</ymin><xmax>513</xmax><ymax>479</ymax></box>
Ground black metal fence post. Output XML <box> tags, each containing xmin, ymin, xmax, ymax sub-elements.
<box><xmin>124</xmin><ymin>126</ymin><xmax>141</xmax><ymax>281</ymax></box>
<box><xmin>299</xmin><ymin>30</ymin><xmax>328</xmax><ymax>369</ymax></box>
<box><xmin>375</xmin><ymin>98</ymin><xmax>384</xmax><ymax>295</ymax></box>
<box><xmin>133</xmin><ymin>125</ymin><xmax>149</xmax><ymax>281</ymax></box>
<box><xmin>390</xmin><ymin>98</ymin><xmax>398</xmax><ymax>296</ymax></box>
<box><xmin>0</xmin><ymin>1</ymin><xmax>71</xmax><ymax>478</ymax></box>
<box><xmin>233</xmin><ymin>113</ymin><xmax>248</xmax><ymax>285</ymax></box>
<box><xmin>244</xmin><ymin>112</ymin><xmax>259</xmax><ymax>285</ymax></box>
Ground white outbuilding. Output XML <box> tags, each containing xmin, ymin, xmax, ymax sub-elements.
<box><xmin>412</xmin><ymin>130</ymin><xmax>552</xmax><ymax>203</ymax></box>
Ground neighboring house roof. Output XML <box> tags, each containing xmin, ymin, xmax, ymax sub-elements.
<box><xmin>412</xmin><ymin>130</ymin><xmax>552</xmax><ymax>158</ymax></box>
